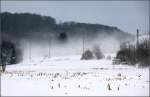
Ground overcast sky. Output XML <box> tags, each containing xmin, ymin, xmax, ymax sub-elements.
<box><xmin>1</xmin><ymin>1</ymin><xmax>149</xmax><ymax>34</ymax></box>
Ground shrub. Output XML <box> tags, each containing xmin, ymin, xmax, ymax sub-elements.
<box><xmin>106</xmin><ymin>55</ymin><xmax>111</xmax><ymax>60</ymax></box>
<box><xmin>81</xmin><ymin>49</ymin><xmax>94</xmax><ymax>60</ymax></box>
<box><xmin>58</xmin><ymin>32</ymin><xmax>68</xmax><ymax>42</ymax></box>
<box><xmin>92</xmin><ymin>45</ymin><xmax>104</xmax><ymax>59</ymax></box>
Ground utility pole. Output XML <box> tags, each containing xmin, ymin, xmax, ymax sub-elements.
<box><xmin>82</xmin><ymin>31</ymin><xmax>85</xmax><ymax>54</ymax></box>
<box><xmin>136</xmin><ymin>29</ymin><xmax>139</xmax><ymax>48</ymax></box>
<box><xmin>48</xmin><ymin>43</ymin><xmax>51</xmax><ymax>58</ymax></box>
<box><xmin>149</xmin><ymin>0</ymin><xmax>150</xmax><ymax>48</ymax></box>
<box><xmin>0</xmin><ymin>11</ymin><xmax>1</xmax><ymax>65</ymax></box>
<box><xmin>29</xmin><ymin>41</ymin><xmax>31</xmax><ymax>62</ymax></box>
<box><xmin>149</xmin><ymin>29</ymin><xmax>150</xmax><ymax>45</ymax></box>
<box><xmin>48</xmin><ymin>33</ymin><xmax>51</xmax><ymax>58</ymax></box>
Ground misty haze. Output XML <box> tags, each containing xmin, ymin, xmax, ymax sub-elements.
<box><xmin>0</xmin><ymin>1</ymin><xmax>149</xmax><ymax>96</ymax></box>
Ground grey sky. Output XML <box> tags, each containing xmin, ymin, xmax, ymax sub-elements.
<box><xmin>1</xmin><ymin>1</ymin><xmax>149</xmax><ymax>34</ymax></box>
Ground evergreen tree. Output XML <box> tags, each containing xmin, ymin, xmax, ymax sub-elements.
<box><xmin>0</xmin><ymin>41</ymin><xmax>22</xmax><ymax>72</ymax></box>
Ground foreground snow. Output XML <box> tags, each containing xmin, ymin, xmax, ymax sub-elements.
<box><xmin>1</xmin><ymin>55</ymin><xmax>149</xmax><ymax>96</ymax></box>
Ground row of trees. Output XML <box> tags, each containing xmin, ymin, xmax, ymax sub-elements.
<box><xmin>116</xmin><ymin>39</ymin><xmax>150</xmax><ymax>67</ymax></box>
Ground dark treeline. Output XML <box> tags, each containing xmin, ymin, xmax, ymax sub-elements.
<box><xmin>1</xmin><ymin>12</ymin><xmax>133</xmax><ymax>42</ymax></box>
<box><xmin>1</xmin><ymin>12</ymin><xmax>56</xmax><ymax>33</ymax></box>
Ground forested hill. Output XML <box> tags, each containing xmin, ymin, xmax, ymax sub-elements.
<box><xmin>1</xmin><ymin>12</ymin><xmax>133</xmax><ymax>42</ymax></box>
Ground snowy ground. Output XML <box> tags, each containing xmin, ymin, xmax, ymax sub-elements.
<box><xmin>1</xmin><ymin>54</ymin><xmax>149</xmax><ymax>96</ymax></box>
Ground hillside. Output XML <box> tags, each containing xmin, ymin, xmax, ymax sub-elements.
<box><xmin>1</xmin><ymin>12</ymin><xmax>133</xmax><ymax>42</ymax></box>
<box><xmin>1</xmin><ymin>12</ymin><xmax>135</xmax><ymax>57</ymax></box>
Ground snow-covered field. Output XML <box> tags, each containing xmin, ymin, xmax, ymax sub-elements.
<box><xmin>1</xmin><ymin>54</ymin><xmax>149</xmax><ymax>96</ymax></box>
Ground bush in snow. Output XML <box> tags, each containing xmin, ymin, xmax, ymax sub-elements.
<box><xmin>92</xmin><ymin>45</ymin><xmax>104</xmax><ymax>59</ymax></box>
<box><xmin>81</xmin><ymin>49</ymin><xmax>94</xmax><ymax>60</ymax></box>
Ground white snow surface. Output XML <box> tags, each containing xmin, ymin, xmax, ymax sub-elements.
<box><xmin>1</xmin><ymin>54</ymin><xmax>149</xmax><ymax>96</ymax></box>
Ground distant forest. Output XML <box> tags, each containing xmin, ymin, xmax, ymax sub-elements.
<box><xmin>1</xmin><ymin>12</ymin><xmax>133</xmax><ymax>42</ymax></box>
